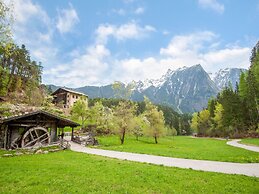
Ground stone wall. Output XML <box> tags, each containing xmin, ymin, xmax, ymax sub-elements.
<box><xmin>0</xmin><ymin>125</ymin><xmax>6</xmax><ymax>148</ymax></box>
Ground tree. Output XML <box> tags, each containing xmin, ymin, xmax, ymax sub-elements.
<box><xmin>0</xmin><ymin>0</ymin><xmax>13</xmax><ymax>43</ymax></box>
<box><xmin>112</xmin><ymin>101</ymin><xmax>136</xmax><ymax>144</ymax></box>
<box><xmin>112</xmin><ymin>81</ymin><xmax>135</xmax><ymax>99</ymax></box>
<box><xmin>198</xmin><ymin>109</ymin><xmax>210</xmax><ymax>136</ymax></box>
<box><xmin>208</xmin><ymin>98</ymin><xmax>216</xmax><ymax>118</ymax></box>
<box><xmin>131</xmin><ymin>115</ymin><xmax>147</xmax><ymax>140</ymax></box>
<box><xmin>212</xmin><ymin>102</ymin><xmax>224</xmax><ymax>136</ymax></box>
<box><xmin>143</xmin><ymin>98</ymin><xmax>165</xmax><ymax>144</ymax></box>
<box><xmin>191</xmin><ymin>112</ymin><xmax>199</xmax><ymax>133</ymax></box>
<box><xmin>71</xmin><ymin>97</ymin><xmax>88</xmax><ymax>128</ymax></box>
<box><xmin>87</xmin><ymin>101</ymin><xmax>113</xmax><ymax>134</ymax></box>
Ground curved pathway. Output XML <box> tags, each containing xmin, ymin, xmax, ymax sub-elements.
<box><xmin>69</xmin><ymin>141</ymin><xmax>259</xmax><ymax>177</ymax></box>
<box><xmin>227</xmin><ymin>139</ymin><xmax>259</xmax><ymax>153</ymax></box>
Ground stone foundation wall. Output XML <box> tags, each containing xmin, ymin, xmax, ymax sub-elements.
<box><xmin>0</xmin><ymin>125</ymin><xmax>6</xmax><ymax>148</ymax></box>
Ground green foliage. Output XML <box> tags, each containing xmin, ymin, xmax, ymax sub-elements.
<box><xmin>191</xmin><ymin>112</ymin><xmax>199</xmax><ymax>133</ymax></box>
<box><xmin>131</xmin><ymin>115</ymin><xmax>147</xmax><ymax>140</ymax></box>
<box><xmin>211</xmin><ymin>102</ymin><xmax>225</xmax><ymax>136</ymax></box>
<box><xmin>86</xmin><ymin>101</ymin><xmax>113</xmax><ymax>134</ymax></box>
<box><xmin>0</xmin><ymin>0</ymin><xmax>13</xmax><ymax>43</ymax></box>
<box><xmin>0</xmin><ymin>3</ymin><xmax>43</xmax><ymax>101</ymax></box>
<box><xmin>197</xmin><ymin>109</ymin><xmax>210</xmax><ymax>136</ymax></box>
<box><xmin>112</xmin><ymin>101</ymin><xmax>136</xmax><ymax>144</ymax></box>
<box><xmin>192</xmin><ymin>41</ymin><xmax>259</xmax><ymax>137</ymax></box>
<box><xmin>0</xmin><ymin>66</ymin><xmax>9</xmax><ymax>96</ymax></box>
<box><xmin>143</xmin><ymin>97</ymin><xmax>166</xmax><ymax>144</ymax></box>
<box><xmin>87</xmin><ymin>98</ymin><xmax>192</xmax><ymax>138</ymax></box>
<box><xmin>71</xmin><ymin>97</ymin><xmax>88</xmax><ymax>128</ymax></box>
<box><xmin>112</xmin><ymin>81</ymin><xmax>134</xmax><ymax>99</ymax></box>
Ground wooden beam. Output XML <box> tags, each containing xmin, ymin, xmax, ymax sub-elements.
<box><xmin>9</xmin><ymin>124</ymin><xmax>35</xmax><ymax>127</ymax></box>
<box><xmin>71</xmin><ymin>127</ymin><xmax>74</xmax><ymax>141</ymax></box>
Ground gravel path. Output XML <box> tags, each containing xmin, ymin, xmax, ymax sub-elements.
<box><xmin>227</xmin><ymin>139</ymin><xmax>259</xmax><ymax>153</ymax></box>
<box><xmin>69</xmin><ymin>141</ymin><xmax>259</xmax><ymax>177</ymax></box>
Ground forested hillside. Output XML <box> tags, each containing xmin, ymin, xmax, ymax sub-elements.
<box><xmin>0</xmin><ymin>1</ymin><xmax>44</xmax><ymax>105</ymax></box>
<box><xmin>191</xmin><ymin>42</ymin><xmax>259</xmax><ymax>138</ymax></box>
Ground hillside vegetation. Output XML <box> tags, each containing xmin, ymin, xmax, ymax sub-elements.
<box><xmin>191</xmin><ymin>42</ymin><xmax>259</xmax><ymax>138</ymax></box>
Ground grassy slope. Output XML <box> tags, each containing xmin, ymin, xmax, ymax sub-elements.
<box><xmin>0</xmin><ymin>151</ymin><xmax>258</xmax><ymax>194</ymax></box>
<box><xmin>97</xmin><ymin>136</ymin><xmax>259</xmax><ymax>163</ymax></box>
<box><xmin>241</xmin><ymin>138</ymin><xmax>259</xmax><ymax>146</ymax></box>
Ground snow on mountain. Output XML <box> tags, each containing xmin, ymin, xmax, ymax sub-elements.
<box><xmin>213</xmin><ymin>68</ymin><xmax>247</xmax><ymax>90</ymax></box>
<box><xmin>50</xmin><ymin>65</ymin><xmax>245</xmax><ymax>113</ymax></box>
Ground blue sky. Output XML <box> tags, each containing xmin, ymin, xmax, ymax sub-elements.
<box><xmin>8</xmin><ymin>0</ymin><xmax>259</xmax><ymax>87</ymax></box>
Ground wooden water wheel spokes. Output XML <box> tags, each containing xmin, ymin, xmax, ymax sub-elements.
<box><xmin>21</xmin><ymin>127</ymin><xmax>50</xmax><ymax>148</ymax></box>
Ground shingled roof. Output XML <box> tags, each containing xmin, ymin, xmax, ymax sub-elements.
<box><xmin>52</xmin><ymin>87</ymin><xmax>88</xmax><ymax>97</ymax></box>
<box><xmin>0</xmin><ymin>110</ymin><xmax>80</xmax><ymax>128</ymax></box>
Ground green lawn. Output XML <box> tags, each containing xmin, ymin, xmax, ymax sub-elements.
<box><xmin>0</xmin><ymin>151</ymin><xmax>258</xmax><ymax>194</ymax></box>
<box><xmin>97</xmin><ymin>136</ymin><xmax>259</xmax><ymax>163</ymax></box>
<box><xmin>241</xmin><ymin>138</ymin><xmax>259</xmax><ymax>146</ymax></box>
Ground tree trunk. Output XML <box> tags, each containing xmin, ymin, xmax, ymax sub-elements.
<box><xmin>136</xmin><ymin>135</ymin><xmax>138</xmax><ymax>141</ymax></box>
<box><xmin>154</xmin><ymin>136</ymin><xmax>158</xmax><ymax>144</ymax></box>
<box><xmin>120</xmin><ymin>129</ymin><xmax>125</xmax><ymax>144</ymax></box>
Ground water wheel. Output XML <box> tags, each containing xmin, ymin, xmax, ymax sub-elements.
<box><xmin>21</xmin><ymin>127</ymin><xmax>50</xmax><ymax>148</ymax></box>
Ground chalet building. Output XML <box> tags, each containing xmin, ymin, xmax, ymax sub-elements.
<box><xmin>52</xmin><ymin>88</ymin><xmax>88</xmax><ymax>109</ymax></box>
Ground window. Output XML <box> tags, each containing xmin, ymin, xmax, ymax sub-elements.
<box><xmin>73</xmin><ymin>95</ymin><xmax>75</xmax><ymax>98</ymax></box>
<box><xmin>76</xmin><ymin>96</ymin><xmax>78</xmax><ymax>99</ymax></box>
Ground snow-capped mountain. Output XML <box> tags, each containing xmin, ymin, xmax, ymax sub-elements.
<box><xmin>212</xmin><ymin>68</ymin><xmax>247</xmax><ymax>90</ymax></box>
<box><xmin>129</xmin><ymin>64</ymin><xmax>219</xmax><ymax>113</ymax></box>
<box><xmin>48</xmin><ymin>65</ymin><xmax>246</xmax><ymax>113</ymax></box>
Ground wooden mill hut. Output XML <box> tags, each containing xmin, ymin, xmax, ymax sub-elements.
<box><xmin>0</xmin><ymin>110</ymin><xmax>80</xmax><ymax>149</ymax></box>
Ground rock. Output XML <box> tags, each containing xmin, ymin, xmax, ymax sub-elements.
<box><xmin>49</xmin><ymin>148</ymin><xmax>60</xmax><ymax>152</ymax></box>
<box><xmin>43</xmin><ymin>151</ymin><xmax>49</xmax><ymax>154</ymax></box>
<box><xmin>3</xmin><ymin>154</ymin><xmax>13</xmax><ymax>157</ymax></box>
<box><xmin>15</xmin><ymin>152</ymin><xmax>23</xmax><ymax>156</ymax></box>
<box><xmin>35</xmin><ymin>149</ymin><xmax>43</xmax><ymax>154</ymax></box>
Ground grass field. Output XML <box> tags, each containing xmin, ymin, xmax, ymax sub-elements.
<box><xmin>241</xmin><ymin>138</ymin><xmax>259</xmax><ymax>146</ymax></box>
<box><xmin>0</xmin><ymin>151</ymin><xmax>258</xmax><ymax>194</ymax></box>
<box><xmin>97</xmin><ymin>136</ymin><xmax>259</xmax><ymax>163</ymax></box>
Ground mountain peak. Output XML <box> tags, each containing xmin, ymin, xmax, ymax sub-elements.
<box><xmin>213</xmin><ymin>68</ymin><xmax>247</xmax><ymax>90</ymax></box>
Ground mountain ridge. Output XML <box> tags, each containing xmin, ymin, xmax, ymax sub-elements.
<box><xmin>47</xmin><ymin>65</ymin><xmax>246</xmax><ymax>113</ymax></box>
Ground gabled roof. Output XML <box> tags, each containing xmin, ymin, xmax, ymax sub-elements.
<box><xmin>0</xmin><ymin>110</ymin><xmax>80</xmax><ymax>127</ymax></box>
<box><xmin>52</xmin><ymin>87</ymin><xmax>88</xmax><ymax>97</ymax></box>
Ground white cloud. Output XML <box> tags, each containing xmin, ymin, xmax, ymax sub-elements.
<box><xmin>160</xmin><ymin>31</ymin><xmax>217</xmax><ymax>57</ymax></box>
<box><xmin>11</xmin><ymin>0</ymin><xmax>57</xmax><ymax>65</ymax></box>
<box><xmin>95</xmin><ymin>22</ymin><xmax>156</xmax><ymax>44</ymax></box>
<box><xmin>109</xmin><ymin>31</ymin><xmax>250</xmax><ymax>83</ymax></box>
<box><xmin>12</xmin><ymin>0</ymin><xmax>49</xmax><ymax>24</ymax></box>
<box><xmin>198</xmin><ymin>0</ymin><xmax>225</xmax><ymax>14</ymax></box>
<box><xmin>44</xmin><ymin>29</ymin><xmax>250</xmax><ymax>87</ymax></box>
<box><xmin>56</xmin><ymin>4</ymin><xmax>79</xmax><ymax>34</ymax></box>
<box><xmin>134</xmin><ymin>7</ymin><xmax>145</xmax><ymax>15</ymax></box>
<box><xmin>44</xmin><ymin>44</ymin><xmax>110</xmax><ymax>87</ymax></box>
